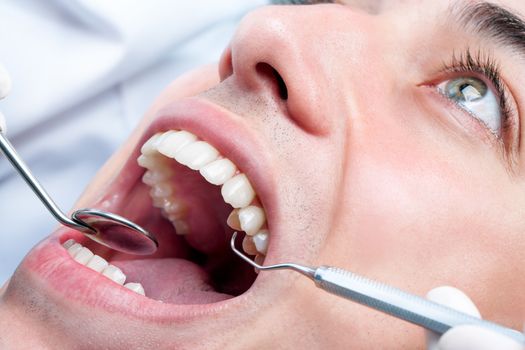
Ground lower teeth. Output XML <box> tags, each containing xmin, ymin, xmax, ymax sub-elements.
<box><xmin>62</xmin><ymin>239</ymin><xmax>146</xmax><ymax>296</ymax></box>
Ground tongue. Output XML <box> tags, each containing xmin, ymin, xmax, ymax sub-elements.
<box><xmin>113</xmin><ymin>258</ymin><xmax>232</xmax><ymax>304</ymax></box>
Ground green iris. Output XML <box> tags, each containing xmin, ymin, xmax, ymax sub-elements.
<box><xmin>445</xmin><ymin>77</ymin><xmax>487</xmax><ymax>103</ymax></box>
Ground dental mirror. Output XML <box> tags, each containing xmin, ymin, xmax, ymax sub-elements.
<box><xmin>73</xmin><ymin>209</ymin><xmax>158</xmax><ymax>255</ymax></box>
<box><xmin>0</xmin><ymin>128</ymin><xmax>158</xmax><ymax>255</ymax></box>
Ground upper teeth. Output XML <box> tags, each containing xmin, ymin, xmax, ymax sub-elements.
<box><xmin>238</xmin><ymin>206</ymin><xmax>266</xmax><ymax>236</ymax></box>
<box><xmin>200</xmin><ymin>158</ymin><xmax>237</xmax><ymax>185</ymax></box>
<box><xmin>138</xmin><ymin>130</ymin><xmax>270</xmax><ymax>258</ymax></box>
<box><xmin>62</xmin><ymin>239</ymin><xmax>145</xmax><ymax>296</ymax></box>
<box><xmin>221</xmin><ymin>174</ymin><xmax>255</xmax><ymax>208</ymax></box>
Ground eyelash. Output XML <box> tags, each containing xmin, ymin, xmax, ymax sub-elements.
<box><xmin>439</xmin><ymin>49</ymin><xmax>513</xmax><ymax>134</ymax></box>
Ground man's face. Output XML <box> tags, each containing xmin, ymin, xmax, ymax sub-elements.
<box><xmin>2</xmin><ymin>0</ymin><xmax>525</xmax><ymax>348</ymax></box>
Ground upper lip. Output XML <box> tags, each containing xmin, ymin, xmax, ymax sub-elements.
<box><xmin>20</xmin><ymin>96</ymin><xmax>287</xmax><ymax>322</ymax></box>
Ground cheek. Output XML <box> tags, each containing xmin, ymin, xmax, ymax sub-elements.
<box><xmin>342</xmin><ymin>128</ymin><xmax>468</xmax><ymax>270</ymax></box>
<box><xmin>327</xmin><ymin>101</ymin><xmax>525</xmax><ymax>300</ymax></box>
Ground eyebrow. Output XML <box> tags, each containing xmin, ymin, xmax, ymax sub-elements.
<box><xmin>452</xmin><ymin>1</ymin><xmax>525</xmax><ymax>54</ymax></box>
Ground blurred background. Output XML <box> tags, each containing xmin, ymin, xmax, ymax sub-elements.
<box><xmin>0</xmin><ymin>0</ymin><xmax>267</xmax><ymax>282</ymax></box>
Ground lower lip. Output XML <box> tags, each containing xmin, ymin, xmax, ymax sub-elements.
<box><xmin>16</xmin><ymin>228</ymin><xmax>253</xmax><ymax>322</ymax></box>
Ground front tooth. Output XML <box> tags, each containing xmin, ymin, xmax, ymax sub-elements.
<box><xmin>86</xmin><ymin>255</ymin><xmax>109</xmax><ymax>273</ymax></box>
<box><xmin>199</xmin><ymin>158</ymin><xmax>237</xmax><ymax>185</ymax></box>
<box><xmin>253</xmin><ymin>230</ymin><xmax>269</xmax><ymax>255</ymax></box>
<box><xmin>157</xmin><ymin>130</ymin><xmax>197</xmax><ymax>158</ymax></box>
<box><xmin>102</xmin><ymin>265</ymin><xmax>126</xmax><ymax>285</ymax></box>
<box><xmin>238</xmin><ymin>206</ymin><xmax>266</xmax><ymax>236</ymax></box>
<box><xmin>141</xmin><ymin>132</ymin><xmax>165</xmax><ymax>155</ymax></box>
<box><xmin>221</xmin><ymin>174</ymin><xmax>256</xmax><ymax>208</ymax></box>
<box><xmin>174</xmin><ymin>141</ymin><xmax>219</xmax><ymax>170</ymax></box>
<box><xmin>62</xmin><ymin>239</ymin><xmax>76</xmax><ymax>249</ymax></box>
<box><xmin>67</xmin><ymin>243</ymin><xmax>83</xmax><ymax>257</ymax></box>
<box><xmin>73</xmin><ymin>247</ymin><xmax>94</xmax><ymax>265</ymax></box>
<box><xmin>124</xmin><ymin>282</ymin><xmax>145</xmax><ymax>296</ymax></box>
<box><xmin>137</xmin><ymin>154</ymin><xmax>161</xmax><ymax>169</ymax></box>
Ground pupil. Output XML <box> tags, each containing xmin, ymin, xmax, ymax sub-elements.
<box><xmin>459</xmin><ymin>83</ymin><xmax>470</xmax><ymax>91</ymax></box>
<box><xmin>458</xmin><ymin>80</ymin><xmax>484</xmax><ymax>102</ymax></box>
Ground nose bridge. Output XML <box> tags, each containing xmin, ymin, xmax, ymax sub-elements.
<box><xmin>222</xmin><ymin>5</ymin><xmax>372</xmax><ymax>136</ymax></box>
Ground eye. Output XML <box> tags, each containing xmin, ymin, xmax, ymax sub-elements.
<box><xmin>437</xmin><ymin>76</ymin><xmax>501</xmax><ymax>135</ymax></box>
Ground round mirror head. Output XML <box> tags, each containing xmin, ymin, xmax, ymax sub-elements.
<box><xmin>73</xmin><ymin>209</ymin><xmax>158</xmax><ymax>255</ymax></box>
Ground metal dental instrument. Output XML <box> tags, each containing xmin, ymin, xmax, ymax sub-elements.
<box><xmin>0</xmin><ymin>128</ymin><xmax>158</xmax><ymax>255</ymax></box>
<box><xmin>230</xmin><ymin>232</ymin><xmax>525</xmax><ymax>344</ymax></box>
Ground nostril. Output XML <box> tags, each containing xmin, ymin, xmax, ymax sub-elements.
<box><xmin>274</xmin><ymin>68</ymin><xmax>288</xmax><ymax>100</ymax></box>
<box><xmin>255</xmin><ymin>63</ymin><xmax>288</xmax><ymax>100</ymax></box>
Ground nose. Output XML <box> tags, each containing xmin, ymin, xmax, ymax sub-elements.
<box><xmin>219</xmin><ymin>5</ymin><xmax>357</xmax><ymax>135</ymax></box>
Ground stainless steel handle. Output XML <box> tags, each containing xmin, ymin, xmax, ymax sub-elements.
<box><xmin>0</xmin><ymin>132</ymin><xmax>93</xmax><ymax>233</ymax></box>
<box><xmin>313</xmin><ymin>266</ymin><xmax>525</xmax><ymax>344</ymax></box>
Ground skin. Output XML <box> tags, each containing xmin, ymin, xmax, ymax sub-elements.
<box><xmin>1</xmin><ymin>0</ymin><xmax>525</xmax><ymax>348</ymax></box>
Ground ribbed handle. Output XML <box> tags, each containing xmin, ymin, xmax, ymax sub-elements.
<box><xmin>314</xmin><ymin>266</ymin><xmax>524</xmax><ymax>343</ymax></box>
<box><xmin>0</xmin><ymin>132</ymin><xmax>91</xmax><ymax>232</ymax></box>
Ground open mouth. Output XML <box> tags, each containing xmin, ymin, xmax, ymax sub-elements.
<box><xmin>57</xmin><ymin>102</ymin><xmax>272</xmax><ymax>306</ymax></box>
